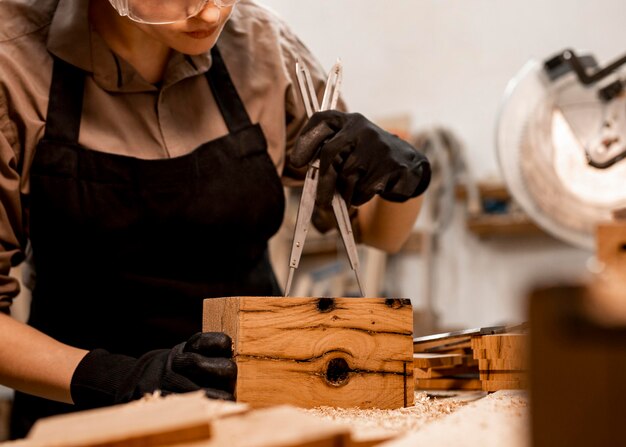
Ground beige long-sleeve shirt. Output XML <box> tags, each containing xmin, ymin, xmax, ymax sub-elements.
<box><xmin>0</xmin><ymin>0</ymin><xmax>335</xmax><ymax>311</ymax></box>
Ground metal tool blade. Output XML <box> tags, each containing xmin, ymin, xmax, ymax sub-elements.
<box><xmin>320</xmin><ymin>60</ymin><xmax>343</xmax><ymax>111</ymax></box>
<box><xmin>295</xmin><ymin>60</ymin><xmax>319</xmax><ymax>118</ymax></box>
<box><xmin>412</xmin><ymin>323</ymin><xmax>528</xmax><ymax>345</ymax></box>
<box><xmin>284</xmin><ymin>161</ymin><xmax>320</xmax><ymax>296</ymax></box>
<box><xmin>331</xmin><ymin>192</ymin><xmax>365</xmax><ymax>296</ymax></box>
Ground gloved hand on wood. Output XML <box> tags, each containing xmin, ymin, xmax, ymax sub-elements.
<box><xmin>291</xmin><ymin>110</ymin><xmax>431</xmax><ymax>208</ymax></box>
<box><xmin>70</xmin><ymin>332</ymin><xmax>236</xmax><ymax>408</ymax></box>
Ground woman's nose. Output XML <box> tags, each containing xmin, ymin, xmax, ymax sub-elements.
<box><xmin>194</xmin><ymin>1</ymin><xmax>221</xmax><ymax>23</ymax></box>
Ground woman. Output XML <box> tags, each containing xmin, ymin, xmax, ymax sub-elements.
<box><xmin>0</xmin><ymin>0</ymin><xmax>430</xmax><ymax>438</ymax></box>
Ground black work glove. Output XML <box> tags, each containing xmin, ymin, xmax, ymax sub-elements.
<box><xmin>291</xmin><ymin>110</ymin><xmax>431</xmax><ymax>208</ymax></box>
<box><xmin>70</xmin><ymin>332</ymin><xmax>236</xmax><ymax>409</ymax></box>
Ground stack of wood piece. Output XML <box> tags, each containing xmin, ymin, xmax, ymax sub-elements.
<box><xmin>413</xmin><ymin>336</ymin><xmax>481</xmax><ymax>391</ymax></box>
<box><xmin>471</xmin><ymin>334</ymin><xmax>528</xmax><ymax>392</ymax></box>
<box><xmin>413</xmin><ymin>325</ymin><xmax>528</xmax><ymax>392</ymax></box>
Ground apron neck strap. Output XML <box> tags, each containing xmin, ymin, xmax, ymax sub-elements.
<box><xmin>44</xmin><ymin>56</ymin><xmax>85</xmax><ymax>143</ymax></box>
<box><xmin>206</xmin><ymin>46</ymin><xmax>253</xmax><ymax>133</ymax></box>
<box><xmin>43</xmin><ymin>46</ymin><xmax>253</xmax><ymax>144</ymax></box>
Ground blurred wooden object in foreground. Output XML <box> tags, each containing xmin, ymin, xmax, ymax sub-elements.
<box><xmin>529</xmin><ymin>217</ymin><xmax>626</xmax><ymax>446</ymax></box>
<box><xmin>529</xmin><ymin>279</ymin><xmax>626</xmax><ymax>447</ymax></box>
<box><xmin>14</xmin><ymin>392</ymin><xmax>352</xmax><ymax>447</ymax></box>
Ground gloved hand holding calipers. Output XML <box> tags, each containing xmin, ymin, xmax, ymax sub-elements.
<box><xmin>285</xmin><ymin>59</ymin><xmax>431</xmax><ymax>297</ymax></box>
<box><xmin>284</xmin><ymin>60</ymin><xmax>364</xmax><ymax>297</ymax></box>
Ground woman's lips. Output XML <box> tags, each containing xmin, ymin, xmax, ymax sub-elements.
<box><xmin>184</xmin><ymin>28</ymin><xmax>215</xmax><ymax>39</ymax></box>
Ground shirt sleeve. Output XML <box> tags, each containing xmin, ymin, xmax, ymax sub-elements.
<box><xmin>0</xmin><ymin>85</ymin><xmax>26</xmax><ymax>313</ymax></box>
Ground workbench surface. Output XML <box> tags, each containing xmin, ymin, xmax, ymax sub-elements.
<box><xmin>305</xmin><ymin>390</ymin><xmax>529</xmax><ymax>447</ymax></box>
<box><xmin>0</xmin><ymin>390</ymin><xmax>528</xmax><ymax>447</ymax></box>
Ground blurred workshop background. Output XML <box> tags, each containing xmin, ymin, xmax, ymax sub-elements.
<box><xmin>261</xmin><ymin>0</ymin><xmax>626</xmax><ymax>334</ymax></box>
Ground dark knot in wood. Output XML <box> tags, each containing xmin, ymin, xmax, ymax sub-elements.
<box><xmin>385</xmin><ymin>298</ymin><xmax>404</xmax><ymax>309</ymax></box>
<box><xmin>317</xmin><ymin>297</ymin><xmax>336</xmax><ymax>313</ymax></box>
<box><xmin>325</xmin><ymin>357</ymin><xmax>350</xmax><ymax>387</ymax></box>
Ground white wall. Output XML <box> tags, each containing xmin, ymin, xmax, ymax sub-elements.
<box><xmin>258</xmin><ymin>0</ymin><xmax>621</xmax><ymax>329</ymax></box>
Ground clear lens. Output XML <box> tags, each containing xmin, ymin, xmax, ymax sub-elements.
<box><xmin>115</xmin><ymin>0</ymin><xmax>240</xmax><ymax>25</ymax></box>
<box><xmin>125</xmin><ymin>0</ymin><xmax>202</xmax><ymax>24</ymax></box>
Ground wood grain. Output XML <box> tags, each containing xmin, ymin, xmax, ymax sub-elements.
<box><xmin>413</xmin><ymin>336</ymin><xmax>472</xmax><ymax>353</ymax></box>
<box><xmin>478</xmin><ymin>358</ymin><xmax>527</xmax><ymax>371</ymax></box>
<box><xmin>174</xmin><ymin>405</ymin><xmax>350</xmax><ymax>447</ymax></box>
<box><xmin>478</xmin><ymin>370</ymin><xmax>528</xmax><ymax>381</ymax></box>
<box><xmin>412</xmin><ymin>353</ymin><xmax>463</xmax><ymax>369</ymax></box>
<box><xmin>413</xmin><ymin>366</ymin><xmax>477</xmax><ymax>379</ymax></box>
<box><xmin>414</xmin><ymin>378</ymin><xmax>483</xmax><ymax>391</ymax></box>
<box><xmin>203</xmin><ymin>297</ymin><xmax>414</xmax><ymax>410</ymax></box>
<box><xmin>26</xmin><ymin>392</ymin><xmax>216</xmax><ymax>447</ymax></box>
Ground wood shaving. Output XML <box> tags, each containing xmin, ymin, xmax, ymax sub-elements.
<box><xmin>301</xmin><ymin>391</ymin><xmax>474</xmax><ymax>440</ymax></box>
<box><xmin>382</xmin><ymin>391</ymin><xmax>530</xmax><ymax>447</ymax></box>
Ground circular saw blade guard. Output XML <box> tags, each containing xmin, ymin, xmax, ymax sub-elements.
<box><xmin>496</xmin><ymin>55</ymin><xmax>626</xmax><ymax>250</ymax></box>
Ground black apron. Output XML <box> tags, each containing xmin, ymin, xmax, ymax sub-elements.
<box><xmin>10</xmin><ymin>47</ymin><xmax>285</xmax><ymax>438</ymax></box>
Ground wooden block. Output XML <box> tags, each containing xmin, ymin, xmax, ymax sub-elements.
<box><xmin>414</xmin><ymin>378</ymin><xmax>483</xmax><ymax>391</ymax></box>
<box><xmin>471</xmin><ymin>349</ymin><xmax>489</xmax><ymax>359</ymax></box>
<box><xmin>430</xmin><ymin>339</ymin><xmax>472</xmax><ymax>352</ymax></box>
<box><xmin>470</xmin><ymin>336</ymin><xmax>483</xmax><ymax>351</ymax></box>
<box><xmin>478</xmin><ymin>358</ymin><xmax>527</xmax><ymax>371</ymax></box>
<box><xmin>471</xmin><ymin>335</ymin><xmax>527</xmax><ymax>361</ymax></box>
<box><xmin>413</xmin><ymin>336</ymin><xmax>471</xmax><ymax>353</ymax></box>
<box><xmin>26</xmin><ymin>392</ymin><xmax>217</xmax><ymax>447</ymax></box>
<box><xmin>480</xmin><ymin>334</ymin><xmax>526</xmax><ymax>351</ymax></box>
<box><xmin>179</xmin><ymin>405</ymin><xmax>350</xmax><ymax>447</ymax></box>
<box><xmin>203</xmin><ymin>297</ymin><xmax>414</xmax><ymax>409</ymax></box>
<box><xmin>412</xmin><ymin>353</ymin><xmax>463</xmax><ymax>369</ymax></box>
<box><xmin>414</xmin><ymin>366</ymin><xmax>478</xmax><ymax>379</ymax></box>
<box><xmin>471</xmin><ymin>349</ymin><xmax>525</xmax><ymax>360</ymax></box>
<box><xmin>478</xmin><ymin>370</ymin><xmax>528</xmax><ymax>381</ymax></box>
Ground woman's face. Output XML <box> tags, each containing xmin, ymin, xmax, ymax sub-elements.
<box><xmin>132</xmin><ymin>3</ymin><xmax>236</xmax><ymax>55</ymax></box>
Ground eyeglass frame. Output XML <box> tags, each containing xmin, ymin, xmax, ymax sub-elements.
<box><xmin>107</xmin><ymin>0</ymin><xmax>240</xmax><ymax>25</ymax></box>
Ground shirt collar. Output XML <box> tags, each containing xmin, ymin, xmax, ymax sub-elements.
<box><xmin>47</xmin><ymin>0</ymin><xmax>214</xmax><ymax>92</ymax></box>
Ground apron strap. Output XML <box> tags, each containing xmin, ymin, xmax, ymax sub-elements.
<box><xmin>44</xmin><ymin>56</ymin><xmax>85</xmax><ymax>143</ymax></box>
<box><xmin>206</xmin><ymin>46</ymin><xmax>254</xmax><ymax>133</ymax></box>
<box><xmin>44</xmin><ymin>48</ymin><xmax>253</xmax><ymax>141</ymax></box>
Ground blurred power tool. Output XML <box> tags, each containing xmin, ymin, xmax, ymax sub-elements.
<box><xmin>496</xmin><ymin>49</ymin><xmax>626</xmax><ymax>250</ymax></box>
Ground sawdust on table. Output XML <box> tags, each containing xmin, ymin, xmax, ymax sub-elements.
<box><xmin>301</xmin><ymin>391</ymin><xmax>474</xmax><ymax>440</ymax></box>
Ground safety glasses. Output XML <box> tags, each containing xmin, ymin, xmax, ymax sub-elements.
<box><xmin>108</xmin><ymin>0</ymin><xmax>239</xmax><ymax>25</ymax></box>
